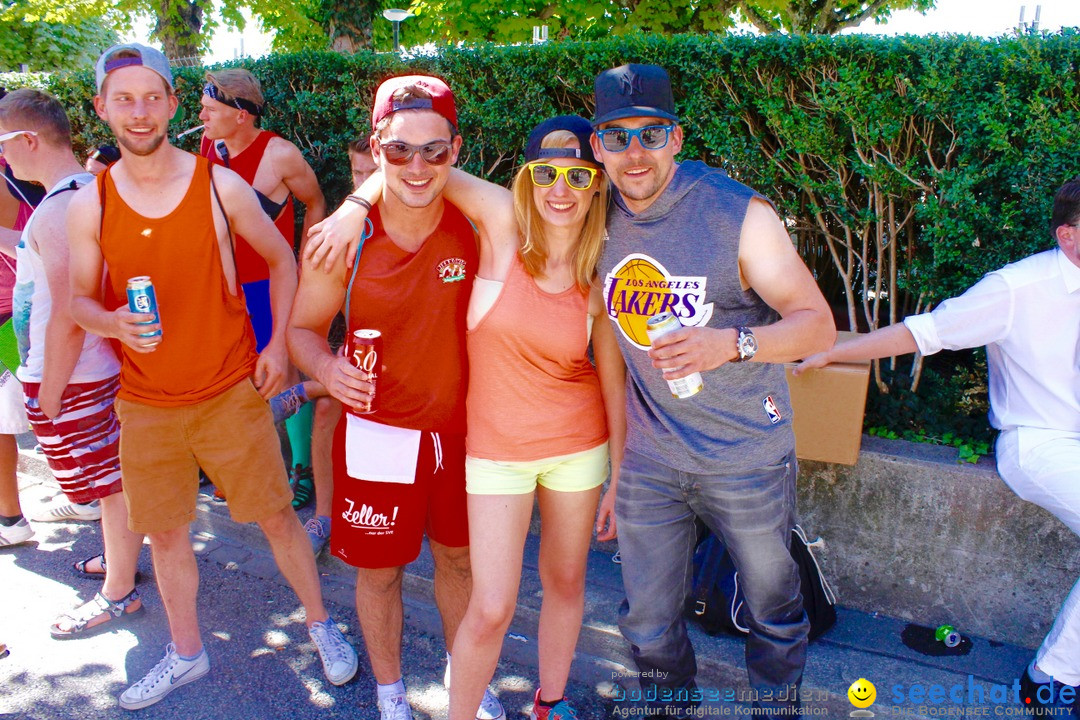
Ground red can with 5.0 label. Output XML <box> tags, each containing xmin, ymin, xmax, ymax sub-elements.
<box><xmin>347</xmin><ymin>329</ymin><xmax>381</xmax><ymax>414</ymax></box>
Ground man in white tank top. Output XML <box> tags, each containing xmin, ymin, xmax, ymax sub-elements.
<box><xmin>0</xmin><ymin>88</ymin><xmax>144</xmax><ymax>635</ymax></box>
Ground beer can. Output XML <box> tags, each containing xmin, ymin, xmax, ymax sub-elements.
<box><xmin>347</xmin><ymin>329</ymin><xmax>381</xmax><ymax>414</ymax></box>
<box><xmin>645</xmin><ymin>311</ymin><xmax>704</xmax><ymax>399</ymax></box>
<box><xmin>126</xmin><ymin>276</ymin><xmax>161</xmax><ymax>339</ymax></box>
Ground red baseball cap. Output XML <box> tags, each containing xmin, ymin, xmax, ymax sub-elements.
<box><xmin>371</xmin><ymin>75</ymin><xmax>458</xmax><ymax>132</ymax></box>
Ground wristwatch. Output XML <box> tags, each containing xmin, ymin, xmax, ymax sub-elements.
<box><xmin>733</xmin><ymin>326</ymin><xmax>757</xmax><ymax>362</ymax></box>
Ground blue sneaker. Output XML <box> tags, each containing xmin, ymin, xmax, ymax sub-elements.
<box><xmin>529</xmin><ymin>689</ymin><xmax>576</xmax><ymax>720</ymax></box>
<box><xmin>304</xmin><ymin>515</ymin><xmax>331</xmax><ymax>555</ymax></box>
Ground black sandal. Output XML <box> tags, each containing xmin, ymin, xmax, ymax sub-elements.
<box><xmin>73</xmin><ymin>553</ymin><xmax>106</xmax><ymax>579</ymax></box>
<box><xmin>73</xmin><ymin>553</ymin><xmax>142</xmax><ymax>582</ymax></box>
<box><xmin>291</xmin><ymin>465</ymin><xmax>315</xmax><ymax>510</ymax></box>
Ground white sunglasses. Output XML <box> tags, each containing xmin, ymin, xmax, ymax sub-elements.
<box><xmin>0</xmin><ymin>130</ymin><xmax>37</xmax><ymax>145</ymax></box>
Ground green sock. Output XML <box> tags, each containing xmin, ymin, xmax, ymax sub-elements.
<box><xmin>285</xmin><ymin>401</ymin><xmax>313</xmax><ymax>469</ymax></box>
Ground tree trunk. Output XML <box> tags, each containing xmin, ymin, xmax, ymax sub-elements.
<box><xmin>155</xmin><ymin>0</ymin><xmax>205</xmax><ymax>62</ymax></box>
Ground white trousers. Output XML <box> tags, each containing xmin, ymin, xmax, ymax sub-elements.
<box><xmin>996</xmin><ymin>428</ymin><xmax>1080</xmax><ymax>685</ymax></box>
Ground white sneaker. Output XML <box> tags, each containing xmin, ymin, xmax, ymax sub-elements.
<box><xmin>444</xmin><ymin>657</ymin><xmax>506</xmax><ymax>720</ymax></box>
<box><xmin>0</xmin><ymin>518</ymin><xmax>33</xmax><ymax>547</ymax></box>
<box><xmin>118</xmin><ymin>643</ymin><xmax>210</xmax><ymax>711</ymax></box>
<box><xmin>477</xmin><ymin>688</ymin><xmax>507</xmax><ymax>720</ymax></box>
<box><xmin>32</xmin><ymin>499</ymin><xmax>101</xmax><ymax>523</ymax></box>
<box><xmin>378</xmin><ymin>692</ymin><xmax>414</xmax><ymax>720</ymax></box>
<box><xmin>308</xmin><ymin>617</ymin><xmax>358</xmax><ymax>685</ymax></box>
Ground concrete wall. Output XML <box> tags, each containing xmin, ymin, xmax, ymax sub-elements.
<box><xmin>798</xmin><ymin>435</ymin><xmax>1080</xmax><ymax>649</ymax></box>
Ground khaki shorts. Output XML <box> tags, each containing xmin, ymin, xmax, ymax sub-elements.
<box><xmin>115</xmin><ymin>378</ymin><xmax>293</xmax><ymax>534</ymax></box>
<box><xmin>465</xmin><ymin>442</ymin><xmax>609</xmax><ymax>495</ymax></box>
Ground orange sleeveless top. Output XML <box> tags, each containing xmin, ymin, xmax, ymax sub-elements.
<box><xmin>99</xmin><ymin>155</ymin><xmax>259</xmax><ymax>407</ymax></box>
<box><xmin>466</xmin><ymin>255</ymin><xmax>608</xmax><ymax>461</ymax></box>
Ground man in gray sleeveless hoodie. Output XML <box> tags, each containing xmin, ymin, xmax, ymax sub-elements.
<box><xmin>590</xmin><ymin>64</ymin><xmax>836</xmax><ymax>718</ymax></box>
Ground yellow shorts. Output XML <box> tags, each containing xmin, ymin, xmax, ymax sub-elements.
<box><xmin>465</xmin><ymin>442</ymin><xmax>609</xmax><ymax>495</ymax></box>
<box><xmin>115</xmin><ymin>378</ymin><xmax>293</xmax><ymax>534</ymax></box>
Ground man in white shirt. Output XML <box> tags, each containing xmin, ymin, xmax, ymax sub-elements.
<box><xmin>797</xmin><ymin>177</ymin><xmax>1080</xmax><ymax>713</ymax></box>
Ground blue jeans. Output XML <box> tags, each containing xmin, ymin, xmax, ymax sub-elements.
<box><xmin>615</xmin><ymin>448</ymin><xmax>808</xmax><ymax>717</ymax></box>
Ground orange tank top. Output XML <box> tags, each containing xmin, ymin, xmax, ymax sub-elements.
<box><xmin>99</xmin><ymin>155</ymin><xmax>259</xmax><ymax>407</ymax></box>
<box><xmin>466</xmin><ymin>255</ymin><xmax>608</xmax><ymax>461</ymax></box>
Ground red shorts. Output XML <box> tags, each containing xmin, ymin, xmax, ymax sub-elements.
<box><xmin>23</xmin><ymin>375</ymin><xmax>123</xmax><ymax>504</ymax></box>
<box><xmin>330</xmin><ymin>417</ymin><xmax>468</xmax><ymax>569</ymax></box>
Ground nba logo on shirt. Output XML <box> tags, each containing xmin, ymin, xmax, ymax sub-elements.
<box><xmin>762</xmin><ymin>396</ymin><xmax>782</xmax><ymax>424</ymax></box>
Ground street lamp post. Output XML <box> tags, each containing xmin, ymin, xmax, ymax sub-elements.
<box><xmin>382</xmin><ymin>8</ymin><xmax>413</xmax><ymax>52</ymax></box>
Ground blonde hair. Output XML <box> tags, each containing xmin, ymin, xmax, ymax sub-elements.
<box><xmin>512</xmin><ymin>130</ymin><xmax>609</xmax><ymax>292</ymax></box>
<box><xmin>205</xmin><ymin>69</ymin><xmax>264</xmax><ymax>108</ymax></box>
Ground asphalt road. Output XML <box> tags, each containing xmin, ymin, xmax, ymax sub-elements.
<box><xmin>2</xmin><ymin>464</ymin><xmax>618</xmax><ymax>720</ymax></box>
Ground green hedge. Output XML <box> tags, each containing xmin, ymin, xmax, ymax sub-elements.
<box><xmin>9</xmin><ymin>32</ymin><xmax>1080</xmax><ymax>449</ymax></box>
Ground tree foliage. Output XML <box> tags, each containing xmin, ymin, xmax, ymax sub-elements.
<box><xmin>404</xmin><ymin>0</ymin><xmax>937</xmax><ymax>44</ymax></box>
<box><xmin>0</xmin><ymin>0</ymin><xmax>120</xmax><ymax>71</ymax></box>
<box><xmin>739</xmin><ymin>0</ymin><xmax>937</xmax><ymax>34</ymax></box>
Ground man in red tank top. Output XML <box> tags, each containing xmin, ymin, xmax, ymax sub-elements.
<box><xmin>67</xmin><ymin>44</ymin><xmax>357</xmax><ymax>711</ymax></box>
<box><xmin>289</xmin><ymin>76</ymin><xmax>503</xmax><ymax>720</ymax></box>
<box><xmin>198</xmin><ymin>68</ymin><xmax>326</xmax><ymax>516</ymax></box>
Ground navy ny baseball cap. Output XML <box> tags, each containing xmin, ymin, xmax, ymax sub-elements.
<box><xmin>593</xmin><ymin>64</ymin><xmax>678</xmax><ymax>127</ymax></box>
<box><xmin>524</xmin><ymin>115</ymin><xmax>598</xmax><ymax>166</ymax></box>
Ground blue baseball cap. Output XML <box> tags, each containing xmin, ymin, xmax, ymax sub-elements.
<box><xmin>524</xmin><ymin>115</ymin><xmax>599</xmax><ymax>165</ymax></box>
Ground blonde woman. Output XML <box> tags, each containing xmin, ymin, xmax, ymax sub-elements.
<box><xmin>306</xmin><ymin>115</ymin><xmax>624</xmax><ymax>720</ymax></box>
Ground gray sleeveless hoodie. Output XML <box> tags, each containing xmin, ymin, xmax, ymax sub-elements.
<box><xmin>599</xmin><ymin>160</ymin><xmax>795</xmax><ymax>474</ymax></box>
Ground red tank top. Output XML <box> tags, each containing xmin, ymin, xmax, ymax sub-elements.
<box><xmin>201</xmin><ymin>130</ymin><xmax>295</xmax><ymax>285</ymax></box>
<box><xmin>99</xmin><ymin>155</ymin><xmax>259</xmax><ymax>406</ymax></box>
<box><xmin>466</xmin><ymin>256</ymin><xmax>607</xmax><ymax>461</ymax></box>
<box><xmin>345</xmin><ymin>203</ymin><xmax>477</xmax><ymax>433</ymax></box>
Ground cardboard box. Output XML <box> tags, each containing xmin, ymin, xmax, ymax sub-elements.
<box><xmin>784</xmin><ymin>333</ymin><xmax>871</xmax><ymax>465</ymax></box>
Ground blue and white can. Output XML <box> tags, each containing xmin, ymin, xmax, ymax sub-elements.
<box><xmin>126</xmin><ymin>276</ymin><xmax>161</xmax><ymax>338</ymax></box>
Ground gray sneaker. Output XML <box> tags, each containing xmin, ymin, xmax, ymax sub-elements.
<box><xmin>308</xmin><ymin>617</ymin><xmax>357</xmax><ymax>685</ymax></box>
<box><xmin>118</xmin><ymin>643</ymin><xmax>210</xmax><ymax>711</ymax></box>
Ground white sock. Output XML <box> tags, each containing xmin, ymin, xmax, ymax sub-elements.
<box><xmin>378</xmin><ymin>678</ymin><xmax>407</xmax><ymax>702</ymax></box>
<box><xmin>1029</xmin><ymin>660</ymin><xmax>1053</xmax><ymax>684</ymax></box>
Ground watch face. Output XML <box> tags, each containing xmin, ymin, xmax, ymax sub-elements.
<box><xmin>739</xmin><ymin>332</ymin><xmax>757</xmax><ymax>358</ymax></box>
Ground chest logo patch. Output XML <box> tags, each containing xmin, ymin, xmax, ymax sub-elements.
<box><xmin>603</xmin><ymin>253</ymin><xmax>713</xmax><ymax>350</ymax></box>
<box><xmin>437</xmin><ymin>257</ymin><xmax>467</xmax><ymax>283</ymax></box>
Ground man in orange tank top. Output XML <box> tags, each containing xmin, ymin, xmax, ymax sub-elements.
<box><xmin>67</xmin><ymin>43</ymin><xmax>358</xmax><ymax>711</ymax></box>
<box><xmin>289</xmin><ymin>76</ymin><xmax>503</xmax><ymax>720</ymax></box>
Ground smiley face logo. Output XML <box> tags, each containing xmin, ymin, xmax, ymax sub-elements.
<box><xmin>848</xmin><ymin>678</ymin><xmax>877</xmax><ymax>709</ymax></box>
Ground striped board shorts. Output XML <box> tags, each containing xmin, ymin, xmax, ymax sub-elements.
<box><xmin>23</xmin><ymin>375</ymin><xmax>123</xmax><ymax>504</ymax></box>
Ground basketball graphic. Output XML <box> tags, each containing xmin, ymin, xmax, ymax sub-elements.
<box><xmin>604</xmin><ymin>253</ymin><xmax>714</xmax><ymax>350</ymax></box>
<box><xmin>614</xmin><ymin>257</ymin><xmax>669</xmax><ymax>346</ymax></box>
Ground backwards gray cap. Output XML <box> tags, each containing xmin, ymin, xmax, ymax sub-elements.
<box><xmin>95</xmin><ymin>43</ymin><xmax>174</xmax><ymax>93</ymax></box>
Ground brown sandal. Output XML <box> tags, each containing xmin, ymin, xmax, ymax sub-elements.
<box><xmin>50</xmin><ymin>588</ymin><xmax>142</xmax><ymax>639</ymax></box>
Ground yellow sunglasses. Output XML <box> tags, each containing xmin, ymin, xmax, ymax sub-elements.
<box><xmin>528</xmin><ymin>163</ymin><xmax>598</xmax><ymax>190</ymax></box>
